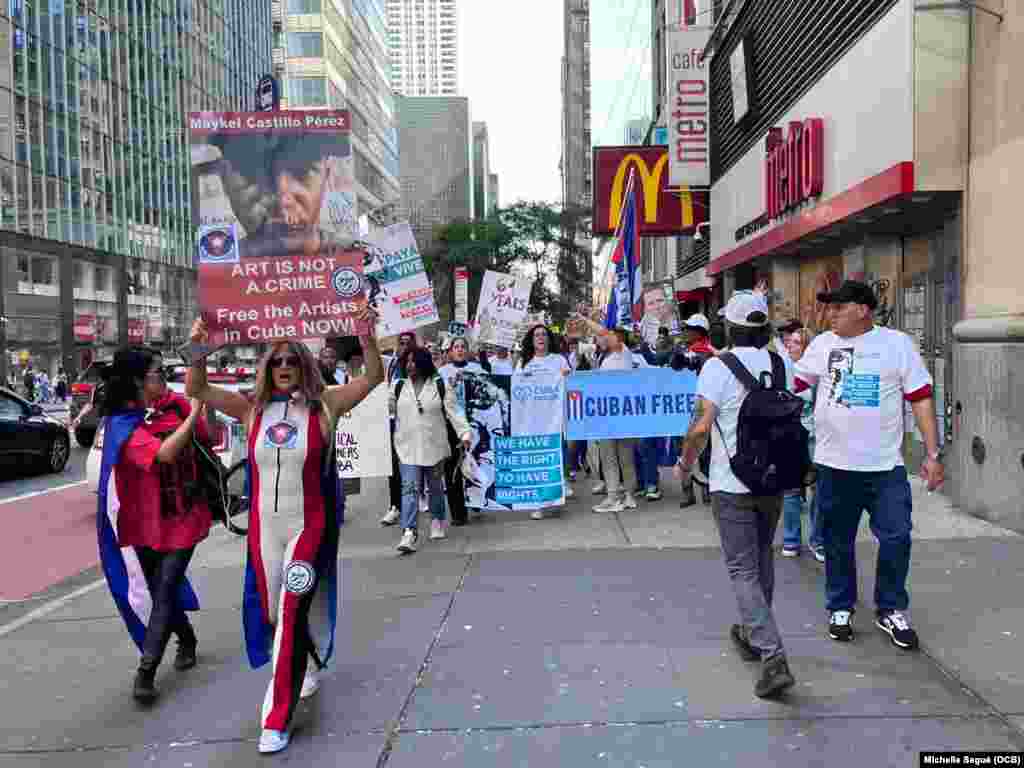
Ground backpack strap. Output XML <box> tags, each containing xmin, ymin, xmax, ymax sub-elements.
<box><xmin>394</xmin><ymin>378</ymin><xmax>404</xmax><ymax>402</ymax></box>
<box><xmin>767</xmin><ymin>351</ymin><xmax>787</xmax><ymax>391</ymax></box>
<box><xmin>717</xmin><ymin>352</ymin><xmax>761</xmax><ymax>391</ymax></box>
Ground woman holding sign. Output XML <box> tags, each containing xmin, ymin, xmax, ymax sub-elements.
<box><xmin>186</xmin><ymin>315</ymin><xmax>383</xmax><ymax>755</ymax></box>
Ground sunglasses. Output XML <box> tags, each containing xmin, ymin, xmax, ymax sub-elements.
<box><xmin>269</xmin><ymin>355</ymin><xmax>300</xmax><ymax>369</ymax></box>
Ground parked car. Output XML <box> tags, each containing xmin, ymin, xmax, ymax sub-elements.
<box><xmin>0</xmin><ymin>387</ymin><xmax>71</xmax><ymax>474</ymax></box>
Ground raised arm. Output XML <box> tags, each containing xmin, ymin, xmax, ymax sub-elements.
<box><xmin>185</xmin><ymin>318</ymin><xmax>253</xmax><ymax>422</ymax></box>
<box><xmin>322</xmin><ymin>311</ymin><xmax>385</xmax><ymax>421</ymax></box>
<box><xmin>155</xmin><ymin>399</ymin><xmax>202</xmax><ymax>464</ymax></box>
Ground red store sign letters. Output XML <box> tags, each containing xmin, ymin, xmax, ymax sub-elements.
<box><xmin>764</xmin><ymin>118</ymin><xmax>824</xmax><ymax>220</ymax></box>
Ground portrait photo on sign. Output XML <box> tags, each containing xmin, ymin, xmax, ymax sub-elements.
<box><xmin>461</xmin><ymin>372</ymin><xmax>513</xmax><ymax>512</ymax></box>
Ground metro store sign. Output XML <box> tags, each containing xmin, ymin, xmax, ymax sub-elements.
<box><xmin>765</xmin><ymin>118</ymin><xmax>824</xmax><ymax>219</ymax></box>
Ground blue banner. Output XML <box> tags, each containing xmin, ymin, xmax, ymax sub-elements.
<box><xmin>495</xmin><ymin>434</ymin><xmax>563</xmax><ymax>506</ymax></box>
<box><xmin>565</xmin><ymin>368</ymin><xmax>699</xmax><ymax>441</ymax></box>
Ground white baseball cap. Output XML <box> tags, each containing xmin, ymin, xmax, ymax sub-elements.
<box><xmin>722</xmin><ymin>291</ymin><xmax>770</xmax><ymax>327</ymax></box>
<box><xmin>683</xmin><ymin>313</ymin><xmax>710</xmax><ymax>332</ymax></box>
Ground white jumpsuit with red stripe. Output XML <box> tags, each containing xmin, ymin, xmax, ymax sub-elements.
<box><xmin>248</xmin><ymin>400</ymin><xmax>331</xmax><ymax>731</ymax></box>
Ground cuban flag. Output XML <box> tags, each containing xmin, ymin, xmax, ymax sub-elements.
<box><xmin>605</xmin><ymin>168</ymin><xmax>643</xmax><ymax>331</ymax></box>
<box><xmin>97</xmin><ymin>411</ymin><xmax>200</xmax><ymax>651</ymax></box>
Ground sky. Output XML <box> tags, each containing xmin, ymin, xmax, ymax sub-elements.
<box><xmin>458</xmin><ymin>1</ymin><xmax>652</xmax><ymax>207</ymax></box>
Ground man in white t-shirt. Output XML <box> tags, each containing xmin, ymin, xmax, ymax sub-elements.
<box><xmin>795</xmin><ymin>280</ymin><xmax>943</xmax><ymax>651</ymax></box>
<box><xmin>676</xmin><ymin>290</ymin><xmax>796</xmax><ymax>699</ymax></box>
<box><xmin>489</xmin><ymin>346</ymin><xmax>515</xmax><ymax>376</ymax></box>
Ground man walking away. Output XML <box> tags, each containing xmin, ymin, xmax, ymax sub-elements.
<box><xmin>677</xmin><ymin>291</ymin><xmax>804</xmax><ymax>698</ymax></box>
<box><xmin>795</xmin><ymin>281</ymin><xmax>943</xmax><ymax>650</ymax></box>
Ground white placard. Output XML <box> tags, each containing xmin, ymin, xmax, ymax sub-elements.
<box><xmin>363</xmin><ymin>222</ymin><xmax>440</xmax><ymax>337</ymax></box>
<box><xmin>666</xmin><ymin>26</ymin><xmax>712</xmax><ymax>188</ymax></box>
<box><xmin>336</xmin><ymin>384</ymin><xmax>391</xmax><ymax>478</ymax></box>
<box><xmin>473</xmin><ymin>270</ymin><xmax>534</xmax><ymax>349</ymax></box>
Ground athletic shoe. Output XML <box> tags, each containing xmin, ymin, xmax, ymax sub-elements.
<box><xmin>429</xmin><ymin>520</ymin><xmax>446</xmax><ymax>540</ymax></box>
<box><xmin>781</xmin><ymin>545</ymin><xmax>801</xmax><ymax>558</ymax></box>
<box><xmin>300</xmin><ymin>667</ymin><xmax>320</xmax><ymax>699</ymax></box>
<box><xmin>259</xmin><ymin>729</ymin><xmax>291</xmax><ymax>754</ymax></box>
<box><xmin>876</xmin><ymin>610</ymin><xmax>919</xmax><ymax>650</ymax></box>
<box><xmin>569</xmin><ymin>471</ymin><xmax>577</xmax><ymax>482</ymax></box>
<box><xmin>729</xmin><ymin>624</ymin><xmax>760</xmax><ymax>662</ymax></box>
<box><xmin>592</xmin><ymin>482</ymin><xmax>607</xmax><ymax>495</ymax></box>
<box><xmin>173</xmin><ymin>643</ymin><xmax>197</xmax><ymax>671</ymax></box>
<box><xmin>754</xmin><ymin>655</ymin><xmax>795</xmax><ymax>699</ymax></box>
<box><xmin>593</xmin><ymin>497</ymin><xmax>624</xmax><ymax>513</ymax></box>
<box><xmin>380</xmin><ymin>506</ymin><xmax>400</xmax><ymax>526</ymax></box>
<box><xmin>132</xmin><ymin>668</ymin><xmax>157</xmax><ymax>704</ymax></box>
<box><xmin>418</xmin><ymin>494</ymin><xmax>429</xmax><ymax>513</ymax></box>
<box><xmin>622</xmin><ymin>493</ymin><xmax>639</xmax><ymax>510</ymax></box>
<box><xmin>565</xmin><ymin>485</ymin><xmax>575</xmax><ymax>499</ymax></box>
<box><xmin>811</xmin><ymin>546</ymin><xmax>826</xmax><ymax>563</ymax></box>
<box><xmin>645</xmin><ymin>487</ymin><xmax>662</xmax><ymax>501</ymax></box>
<box><xmin>530</xmin><ymin>510</ymin><xmax>546</xmax><ymax>520</ymax></box>
<box><xmin>829</xmin><ymin>610</ymin><xmax>854</xmax><ymax>642</ymax></box>
<box><xmin>397</xmin><ymin>529</ymin><xmax>418</xmax><ymax>553</ymax></box>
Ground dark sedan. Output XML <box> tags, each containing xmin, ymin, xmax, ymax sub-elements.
<box><xmin>0</xmin><ymin>387</ymin><xmax>71</xmax><ymax>475</ymax></box>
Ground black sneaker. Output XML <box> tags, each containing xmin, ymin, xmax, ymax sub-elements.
<box><xmin>754</xmin><ymin>655</ymin><xmax>795</xmax><ymax>699</ymax></box>
<box><xmin>173</xmin><ymin>643</ymin><xmax>197</xmax><ymax>671</ymax></box>
<box><xmin>729</xmin><ymin>624</ymin><xmax>761</xmax><ymax>662</ymax></box>
<box><xmin>132</xmin><ymin>667</ymin><xmax>158</xmax><ymax>704</ymax></box>
<box><xmin>876</xmin><ymin>610</ymin><xmax>919</xmax><ymax>650</ymax></box>
<box><xmin>829</xmin><ymin>610</ymin><xmax>854</xmax><ymax>642</ymax></box>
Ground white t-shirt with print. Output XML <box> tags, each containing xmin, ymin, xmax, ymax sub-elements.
<box><xmin>795</xmin><ymin>327</ymin><xmax>931</xmax><ymax>472</ymax></box>
<box><xmin>517</xmin><ymin>354</ymin><xmax>571</xmax><ymax>376</ymax></box>
<box><xmin>489</xmin><ymin>359</ymin><xmax>515</xmax><ymax>376</ymax></box>
<box><xmin>696</xmin><ymin>347</ymin><xmax>795</xmax><ymax>494</ymax></box>
<box><xmin>599</xmin><ymin>348</ymin><xmax>634</xmax><ymax>371</ymax></box>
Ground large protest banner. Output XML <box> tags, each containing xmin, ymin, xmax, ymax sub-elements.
<box><xmin>362</xmin><ymin>222</ymin><xmax>439</xmax><ymax>337</ymax></box>
<box><xmin>565</xmin><ymin>368</ymin><xmax>699</xmax><ymax>441</ymax></box>
<box><xmin>335</xmin><ymin>383</ymin><xmax>391</xmax><ymax>478</ymax></box>
<box><xmin>498</xmin><ymin>369</ymin><xmax>565</xmax><ymax>509</ymax></box>
<box><xmin>189</xmin><ymin>111</ymin><xmax>367</xmax><ymax>347</ymax></box>
<box><xmin>473</xmin><ymin>271</ymin><xmax>534</xmax><ymax>349</ymax></box>
<box><xmin>461</xmin><ymin>371</ymin><xmax>513</xmax><ymax>511</ymax></box>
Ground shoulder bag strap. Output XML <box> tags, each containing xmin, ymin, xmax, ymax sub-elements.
<box><xmin>768</xmin><ymin>351</ymin><xmax>787</xmax><ymax>391</ymax></box>
<box><xmin>717</xmin><ymin>352</ymin><xmax>761</xmax><ymax>391</ymax></box>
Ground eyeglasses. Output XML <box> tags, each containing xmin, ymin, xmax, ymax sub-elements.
<box><xmin>269</xmin><ymin>355</ymin><xmax>300</xmax><ymax>368</ymax></box>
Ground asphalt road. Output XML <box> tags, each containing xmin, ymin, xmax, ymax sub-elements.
<box><xmin>0</xmin><ymin>441</ymin><xmax>88</xmax><ymax>501</ymax></box>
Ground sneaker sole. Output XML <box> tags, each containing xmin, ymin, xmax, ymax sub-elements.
<box><xmin>781</xmin><ymin>549</ymin><xmax>800</xmax><ymax>558</ymax></box>
<box><xmin>828</xmin><ymin>628</ymin><xmax>854</xmax><ymax>642</ymax></box>
<box><xmin>875</xmin><ymin>618</ymin><xmax>918</xmax><ymax>650</ymax></box>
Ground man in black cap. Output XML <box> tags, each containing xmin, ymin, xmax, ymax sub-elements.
<box><xmin>793</xmin><ymin>280</ymin><xmax>944</xmax><ymax>652</ymax></box>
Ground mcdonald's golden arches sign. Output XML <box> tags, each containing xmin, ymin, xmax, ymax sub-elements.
<box><xmin>591</xmin><ymin>146</ymin><xmax>709</xmax><ymax>237</ymax></box>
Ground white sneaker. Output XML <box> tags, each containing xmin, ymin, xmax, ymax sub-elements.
<box><xmin>300</xmin><ymin>667</ymin><xmax>320</xmax><ymax>699</ymax></box>
<box><xmin>592</xmin><ymin>482</ymin><xmax>607</xmax><ymax>495</ymax></box>
<box><xmin>380</xmin><ymin>506</ymin><xmax>400</xmax><ymax>526</ymax></box>
<box><xmin>258</xmin><ymin>729</ymin><xmax>291</xmax><ymax>754</ymax></box>
<box><xmin>429</xmin><ymin>519</ymin><xmax>446</xmax><ymax>540</ymax></box>
<box><xmin>419</xmin><ymin>493</ymin><xmax>429</xmax><ymax>513</ymax></box>
<box><xmin>593</xmin><ymin>497</ymin><xmax>624</xmax><ymax>513</ymax></box>
<box><xmin>397</xmin><ymin>529</ymin><xmax>418</xmax><ymax>553</ymax></box>
<box><xmin>530</xmin><ymin>509</ymin><xmax>546</xmax><ymax>520</ymax></box>
<box><xmin>565</xmin><ymin>485</ymin><xmax>575</xmax><ymax>499</ymax></box>
<box><xmin>622</xmin><ymin>493</ymin><xmax>639</xmax><ymax>510</ymax></box>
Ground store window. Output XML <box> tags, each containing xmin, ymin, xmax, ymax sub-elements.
<box><xmin>14</xmin><ymin>251</ymin><xmax>58</xmax><ymax>296</ymax></box>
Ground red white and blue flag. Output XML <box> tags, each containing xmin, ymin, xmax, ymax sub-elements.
<box><xmin>604</xmin><ymin>168</ymin><xmax>644</xmax><ymax>331</ymax></box>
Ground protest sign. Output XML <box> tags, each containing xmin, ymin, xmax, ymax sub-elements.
<box><xmin>497</xmin><ymin>370</ymin><xmax>565</xmax><ymax>509</ymax></box>
<box><xmin>335</xmin><ymin>383</ymin><xmax>391</xmax><ymax>478</ymax></box>
<box><xmin>189</xmin><ymin>110</ymin><xmax>367</xmax><ymax>348</ymax></box>
<box><xmin>362</xmin><ymin>222</ymin><xmax>438</xmax><ymax>337</ymax></box>
<box><xmin>473</xmin><ymin>271</ymin><xmax>534</xmax><ymax>349</ymax></box>
<box><xmin>461</xmin><ymin>371</ymin><xmax>513</xmax><ymax>511</ymax></box>
<box><xmin>454</xmin><ymin>267</ymin><xmax>469</xmax><ymax>324</ymax></box>
<box><xmin>565</xmin><ymin>368</ymin><xmax>699</xmax><ymax>441</ymax></box>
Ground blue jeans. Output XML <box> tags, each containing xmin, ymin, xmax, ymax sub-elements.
<box><xmin>817</xmin><ymin>465</ymin><xmax>913</xmax><ymax>614</ymax></box>
<box><xmin>782</xmin><ymin>485</ymin><xmax>822</xmax><ymax>550</ymax></box>
<box><xmin>399</xmin><ymin>462</ymin><xmax>446</xmax><ymax>530</ymax></box>
<box><xmin>637</xmin><ymin>438</ymin><xmax>660</xmax><ymax>490</ymax></box>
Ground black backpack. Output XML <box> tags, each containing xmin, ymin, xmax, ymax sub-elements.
<box><xmin>715</xmin><ymin>352</ymin><xmax>811</xmax><ymax>496</ymax></box>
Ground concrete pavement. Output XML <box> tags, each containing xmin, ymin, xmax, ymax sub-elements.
<box><xmin>2</xmin><ymin>471</ymin><xmax>1023</xmax><ymax>766</ymax></box>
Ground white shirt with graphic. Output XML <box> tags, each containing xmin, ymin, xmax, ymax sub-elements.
<box><xmin>795</xmin><ymin>327</ymin><xmax>931</xmax><ymax>472</ymax></box>
<box><xmin>517</xmin><ymin>354</ymin><xmax>571</xmax><ymax>376</ymax></box>
<box><xmin>696</xmin><ymin>347</ymin><xmax>795</xmax><ymax>494</ymax></box>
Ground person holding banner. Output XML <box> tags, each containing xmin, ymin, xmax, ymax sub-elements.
<box><xmin>186</xmin><ymin>314</ymin><xmax>384</xmax><ymax>755</ymax></box>
<box><xmin>517</xmin><ymin>324</ymin><xmax>574</xmax><ymax>518</ymax></box>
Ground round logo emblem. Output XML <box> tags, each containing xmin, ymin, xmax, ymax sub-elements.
<box><xmin>331</xmin><ymin>266</ymin><xmax>363</xmax><ymax>299</ymax></box>
<box><xmin>198</xmin><ymin>227</ymin><xmax>238</xmax><ymax>263</ymax></box>
<box><xmin>284</xmin><ymin>561</ymin><xmax>315</xmax><ymax>595</ymax></box>
<box><xmin>265</xmin><ymin>420</ymin><xmax>299</xmax><ymax>449</ymax></box>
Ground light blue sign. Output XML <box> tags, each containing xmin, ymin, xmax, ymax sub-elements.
<box><xmin>495</xmin><ymin>434</ymin><xmax>563</xmax><ymax>505</ymax></box>
<box><xmin>565</xmin><ymin>369</ymin><xmax>699</xmax><ymax>441</ymax></box>
<box><xmin>654</xmin><ymin>126</ymin><xmax>668</xmax><ymax>145</ymax></box>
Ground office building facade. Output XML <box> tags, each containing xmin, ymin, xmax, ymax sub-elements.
<box><xmin>560</xmin><ymin>0</ymin><xmax>591</xmax><ymax>292</ymax></box>
<box><xmin>0</xmin><ymin>0</ymin><xmax>272</xmax><ymax>382</ymax></box>
<box><xmin>385</xmin><ymin>0</ymin><xmax>457</xmax><ymax>96</ymax></box>
<box><xmin>472</xmin><ymin>121</ymin><xmax>491</xmax><ymax>219</ymax></box>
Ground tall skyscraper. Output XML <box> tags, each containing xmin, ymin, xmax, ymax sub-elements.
<box><xmin>560</xmin><ymin>0</ymin><xmax>592</xmax><ymax>293</ymax></box>
<box><xmin>385</xmin><ymin>0</ymin><xmax>458</xmax><ymax>96</ymax></box>
<box><xmin>274</xmin><ymin>0</ymin><xmax>400</xmax><ymax>221</ymax></box>
<box><xmin>0</xmin><ymin>1</ymin><xmax>272</xmax><ymax>380</ymax></box>
<box><xmin>472</xmin><ymin>121</ymin><xmax>491</xmax><ymax>219</ymax></box>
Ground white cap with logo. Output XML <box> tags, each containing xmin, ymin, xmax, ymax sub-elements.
<box><xmin>721</xmin><ymin>291</ymin><xmax>770</xmax><ymax>327</ymax></box>
<box><xmin>683</xmin><ymin>313</ymin><xmax>711</xmax><ymax>332</ymax></box>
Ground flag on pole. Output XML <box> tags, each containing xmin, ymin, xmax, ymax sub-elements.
<box><xmin>604</xmin><ymin>168</ymin><xmax>643</xmax><ymax>331</ymax></box>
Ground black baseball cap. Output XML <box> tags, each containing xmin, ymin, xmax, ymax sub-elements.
<box><xmin>817</xmin><ymin>280</ymin><xmax>878</xmax><ymax>310</ymax></box>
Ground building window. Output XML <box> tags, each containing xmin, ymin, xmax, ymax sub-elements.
<box><xmin>15</xmin><ymin>251</ymin><xmax>58</xmax><ymax>296</ymax></box>
<box><xmin>287</xmin><ymin>32</ymin><xmax>323</xmax><ymax>58</ymax></box>
<box><xmin>287</xmin><ymin>0</ymin><xmax>321</xmax><ymax>11</ymax></box>
<box><xmin>288</xmin><ymin>77</ymin><xmax>327</xmax><ymax>106</ymax></box>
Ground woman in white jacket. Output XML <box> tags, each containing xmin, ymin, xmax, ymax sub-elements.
<box><xmin>391</xmin><ymin>348</ymin><xmax>471</xmax><ymax>553</ymax></box>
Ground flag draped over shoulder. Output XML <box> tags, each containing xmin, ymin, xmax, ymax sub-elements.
<box><xmin>97</xmin><ymin>411</ymin><xmax>200</xmax><ymax>651</ymax></box>
<box><xmin>605</xmin><ymin>168</ymin><xmax>643</xmax><ymax>331</ymax></box>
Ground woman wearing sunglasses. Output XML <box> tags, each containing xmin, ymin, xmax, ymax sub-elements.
<box><xmin>95</xmin><ymin>346</ymin><xmax>213</xmax><ymax>705</ymax></box>
<box><xmin>186</xmin><ymin>314</ymin><xmax>384</xmax><ymax>755</ymax></box>
<box><xmin>391</xmin><ymin>347</ymin><xmax>471</xmax><ymax>553</ymax></box>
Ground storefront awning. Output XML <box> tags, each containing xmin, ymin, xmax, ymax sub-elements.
<box><xmin>674</xmin><ymin>268</ymin><xmax>715</xmax><ymax>302</ymax></box>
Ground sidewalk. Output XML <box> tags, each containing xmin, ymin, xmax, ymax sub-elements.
<box><xmin>2</xmin><ymin>472</ymin><xmax>1023</xmax><ymax>766</ymax></box>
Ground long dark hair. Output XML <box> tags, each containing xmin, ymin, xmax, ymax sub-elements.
<box><xmin>408</xmin><ymin>348</ymin><xmax>437</xmax><ymax>380</ymax></box>
<box><xmin>100</xmin><ymin>346</ymin><xmax>161</xmax><ymax>416</ymax></box>
<box><xmin>519</xmin><ymin>324</ymin><xmax>556</xmax><ymax>368</ymax></box>
<box><xmin>727</xmin><ymin>323</ymin><xmax>772</xmax><ymax>350</ymax></box>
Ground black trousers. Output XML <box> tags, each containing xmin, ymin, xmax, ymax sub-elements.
<box><xmin>136</xmin><ymin>546</ymin><xmax>197</xmax><ymax>670</ymax></box>
<box><xmin>388</xmin><ymin>421</ymin><xmax>402</xmax><ymax>510</ymax></box>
